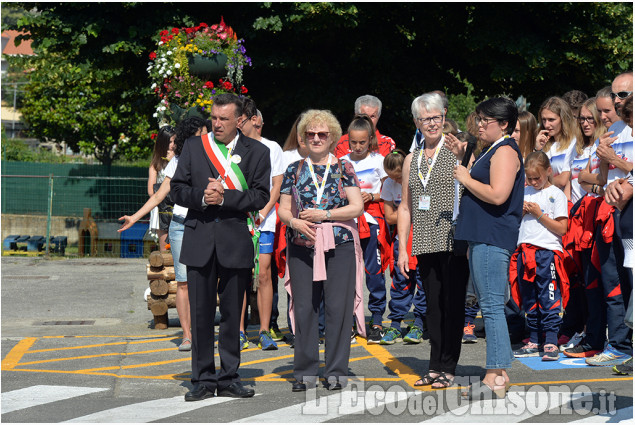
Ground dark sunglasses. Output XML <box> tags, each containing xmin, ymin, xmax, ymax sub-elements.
<box><xmin>610</xmin><ymin>91</ymin><xmax>633</xmax><ymax>100</ymax></box>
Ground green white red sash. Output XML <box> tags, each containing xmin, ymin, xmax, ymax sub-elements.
<box><xmin>202</xmin><ymin>133</ymin><xmax>262</xmax><ymax>287</ymax></box>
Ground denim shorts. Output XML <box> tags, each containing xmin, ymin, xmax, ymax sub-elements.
<box><xmin>259</xmin><ymin>231</ymin><xmax>275</xmax><ymax>254</ymax></box>
<box><xmin>168</xmin><ymin>217</ymin><xmax>187</xmax><ymax>282</ymax></box>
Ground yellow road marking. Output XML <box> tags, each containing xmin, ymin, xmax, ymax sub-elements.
<box><xmin>357</xmin><ymin>337</ymin><xmax>421</xmax><ymax>388</ymax></box>
<box><xmin>41</xmin><ymin>335</ymin><xmax>171</xmax><ymax>339</ymax></box>
<box><xmin>17</xmin><ymin>347</ymin><xmax>180</xmax><ymax>366</ymax></box>
<box><xmin>27</xmin><ymin>337</ymin><xmax>177</xmax><ymax>353</ymax></box>
<box><xmin>1</xmin><ymin>337</ymin><xmax>37</xmax><ymax>370</ymax></box>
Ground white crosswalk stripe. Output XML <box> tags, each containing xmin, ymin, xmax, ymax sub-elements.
<box><xmin>2</xmin><ymin>385</ymin><xmax>631</xmax><ymax>423</ymax></box>
<box><xmin>419</xmin><ymin>391</ymin><xmax>588</xmax><ymax>423</ymax></box>
<box><xmin>1</xmin><ymin>385</ymin><xmax>107</xmax><ymax>414</ymax></box>
<box><xmin>568</xmin><ymin>406</ymin><xmax>633</xmax><ymax>423</ymax></box>
<box><xmin>234</xmin><ymin>389</ymin><xmax>412</xmax><ymax>423</ymax></box>
<box><xmin>64</xmin><ymin>395</ymin><xmax>246</xmax><ymax>423</ymax></box>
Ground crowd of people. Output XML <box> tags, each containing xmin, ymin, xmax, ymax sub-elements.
<box><xmin>119</xmin><ymin>71</ymin><xmax>632</xmax><ymax>401</ymax></box>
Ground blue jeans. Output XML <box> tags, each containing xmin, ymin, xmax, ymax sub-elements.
<box><xmin>168</xmin><ymin>218</ymin><xmax>187</xmax><ymax>282</ymax></box>
<box><xmin>468</xmin><ymin>242</ymin><xmax>514</xmax><ymax>369</ymax></box>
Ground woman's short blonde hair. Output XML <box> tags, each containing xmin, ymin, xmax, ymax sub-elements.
<box><xmin>298</xmin><ymin>109</ymin><xmax>343</xmax><ymax>150</ymax></box>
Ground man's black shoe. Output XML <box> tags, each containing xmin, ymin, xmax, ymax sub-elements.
<box><xmin>292</xmin><ymin>381</ymin><xmax>307</xmax><ymax>392</ymax></box>
<box><xmin>184</xmin><ymin>384</ymin><xmax>215</xmax><ymax>402</ymax></box>
<box><xmin>217</xmin><ymin>382</ymin><xmax>255</xmax><ymax>398</ymax></box>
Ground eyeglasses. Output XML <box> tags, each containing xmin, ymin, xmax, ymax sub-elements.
<box><xmin>416</xmin><ymin>115</ymin><xmax>444</xmax><ymax>126</ymax></box>
<box><xmin>253</xmin><ymin>124</ymin><xmax>263</xmax><ymax>130</ymax></box>
<box><xmin>305</xmin><ymin>131</ymin><xmax>330</xmax><ymax>141</ymax></box>
<box><xmin>610</xmin><ymin>91</ymin><xmax>633</xmax><ymax>100</ymax></box>
<box><xmin>578</xmin><ymin>116</ymin><xmax>595</xmax><ymax>124</ymax></box>
<box><xmin>475</xmin><ymin>116</ymin><xmax>497</xmax><ymax>127</ymax></box>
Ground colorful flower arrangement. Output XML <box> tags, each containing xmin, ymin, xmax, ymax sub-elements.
<box><xmin>147</xmin><ymin>18</ymin><xmax>251</xmax><ymax>124</ymax></box>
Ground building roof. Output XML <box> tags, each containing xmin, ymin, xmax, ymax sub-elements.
<box><xmin>1</xmin><ymin>30</ymin><xmax>34</xmax><ymax>56</ymax></box>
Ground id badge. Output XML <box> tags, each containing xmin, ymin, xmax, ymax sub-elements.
<box><xmin>418</xmin><ymin>195</ymin><xmax>431</xmax><ymax>211</ymax></box>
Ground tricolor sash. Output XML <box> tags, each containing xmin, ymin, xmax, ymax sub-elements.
<box><xmin>202</xmin><ymin>133</ymin><xmax>262</xmax><ymax>287</ymax></box>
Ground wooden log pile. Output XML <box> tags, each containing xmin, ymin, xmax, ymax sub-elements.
<box><xmin>146</xmin><ymin>251</ymin><xmax>175</xmax><ymax>329</ymax></box>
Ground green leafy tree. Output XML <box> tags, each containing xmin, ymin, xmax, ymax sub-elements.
<box><xmin>5</xmin><ymin>2</ymin><xmax>632</xmax><ymax>159</ymax></box>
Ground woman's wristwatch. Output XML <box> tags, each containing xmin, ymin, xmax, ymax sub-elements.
<box><xmin>325</xmin><ymin>210</ymin><xmax>331</xmax><ymax>220</ymax></box>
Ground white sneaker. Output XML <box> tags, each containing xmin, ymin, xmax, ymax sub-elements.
<box><xmin>560</xmin><ymin>331</ymin><xmax>585</xmax><ymax>352</ymax></box>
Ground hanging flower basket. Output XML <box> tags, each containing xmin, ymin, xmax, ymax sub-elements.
<box><xmin>147</xmin><ymin>18</ymin><xmax>251</xmax><ymax>125</ymax></box>
<box><xmin>188</xmin><ymin>53</ymin><xmax>228</xmax><ymax>78</ymax></box>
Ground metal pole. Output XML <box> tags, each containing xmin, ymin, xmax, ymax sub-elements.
<box><xmin>45</xmin><ymin>174</ymin><xmax>53</xmax><ymax>257</ymax></box>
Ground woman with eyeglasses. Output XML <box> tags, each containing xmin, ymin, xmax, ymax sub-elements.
<box><xmin>277</xmin><ymin>109</ymin><xmax>364</xmax><ymax>392</ymax></box>
<box><xmin>397</xmin><ymin>92</ymin><xmax>470</xmax><ymax>390</ymax></box>
<box><xmin>450</xmin><ymin>97</ymin><xmax>523</xmax><ymax>399</ymax></box>
<box><xmin>535</xmin><ymin>97</ymin><xmax>581</xmax><ymax>200</ymax></box>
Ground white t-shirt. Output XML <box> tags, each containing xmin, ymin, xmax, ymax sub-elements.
<box><xmin>343</xmin><ymin>151</ymin><xmax>387</xmax><ymax>225</ymax></box>
<box><xmin>282</xmin><ymin>149</ymin><xmax>304</xmax><ymax>168</ymax></box>
<box><xmin>164</xmin><ymin>156</ymin><xmax>188</xmax><ymax>219</ymax></box>
<box><xmin>545</xmin><ymin>138</ymin><xmax>576</xmax><ymax>178</ymax></box>
<box><xmin>517</xmin><ymin>185</ymin><xmax>568</xmax><ymax>251</ymax></box>
<box><xmin>258</xmin><ymin>137</ymin><xmax>285</xmax><ymax>232</ymax></box>
<box><xmin>570</xmin><ymin>145</ymin><xmax>593</xmax><ymax>204</ymax></box>
<box><xmin>343</xmin><ymin>152</ymin><xmax>387</xmax><ymax>194</ymax></box>
<box><xmin>380</xmin><ymin>177</ymin><xmax>402</xmax><ymax>206</ymax></box>
<box><xmin>605</xmin><ymin>120</ymin><xmax>634</xmax><ymax>185</ymax></box>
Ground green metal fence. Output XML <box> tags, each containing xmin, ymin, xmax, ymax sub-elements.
<box><xmin>1</xmin><ymin>161</ymin><xmax>158</xmax><ymax>257</ymax></box>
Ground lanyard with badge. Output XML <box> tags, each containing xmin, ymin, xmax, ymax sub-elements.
<box><xmin>306</xmin><ymin>154</ymin><xmax>333</xmax><ymax>207</ymax></box>
<box><xmin>416</xmin><ymin>137</ymin><xmax>444</xmax><ymax>211</ymax></box>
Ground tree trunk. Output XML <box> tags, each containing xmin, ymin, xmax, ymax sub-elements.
<box><xmin>149</xmin><ymin>251</ymin><xmax>174</xmax><ymax>267</ymax></box>
<box><xmin>153</xmin><ymin>313</ymin><xmax>168</xmax><ymax>330</ymax></box>
<box><xmin>146</xmin><ymin>265</ymin><xmax>175</xmax><ymax>281</ymax></box>
<box><xmin>147</xmin><ymin>293</ymin><xmax>177</xmax><ymax>315</ymax></box>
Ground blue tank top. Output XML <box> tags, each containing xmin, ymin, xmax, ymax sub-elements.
<box><xmin>454</xmin><ymin>137</ymin><xmax>524</xmax><ymax>252</ymax></box>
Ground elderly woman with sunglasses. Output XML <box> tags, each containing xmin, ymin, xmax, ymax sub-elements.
<box><xmin>277</xmin><ymin>109</ymin><xmax>364</xmax><ymax>392</ymax></box>
<box><xmin>449</xmin><ymin>97</ymin><xmax>524</xmax><ymax>400</ymax></box>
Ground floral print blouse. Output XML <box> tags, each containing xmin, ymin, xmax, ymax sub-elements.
<box><xmin>281</xmin><ymin>157</ymin><xmax>359</xmax><ymax>246</ymax></box>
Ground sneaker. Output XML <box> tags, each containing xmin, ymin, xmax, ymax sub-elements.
<box><xmin>269</xmin><ymin>325</ymin><xmax>284</xmax><ymax>342</ymax></box>
<box><xmin>258</xmin><ymin>330</ymin><xmax>278</xmax><ymax>351</ymax></box>
<box><xmin>613</xmin><ymin>357</ymin><xmax>633</xmax><ymax>375</ymax></box>
<box><xmin>513</xmin><ymin>341</ymin><xmax>540</xmax><ymax>357</ymax></box>
<box><xmin>403</xmin><ymin>325</ymin><xmax>424</xmax><ymax>344</ymax></box>
<box><xmin>560</xmin><ymin>332</ymin><xmax>585</xmax><ymax>352</ymax></box>
<box><xmin>367</xmin><ymin>326</ymin><xmax>384</xmax><ymax>344</ymax></box>
<box><xmin>563</xmin><ymin>341</ymin><xmax>602</xmax><ymax>358</ymax></box>
<box><xmin>350</xmin><ymin>328</ymin><xmax>357</xmax><ymax>344</ymax></box>
<box><xmin>285</xmin><ymin>333</ymin><xmax>295</xmax><ymax>348</ymax></box>
<box><xmin>239</xmin><ymin>331</ymin><xmax>249</xmax><ymax>351</ymax></box>
<box><xmin>542</xmin><ymin>343</ymin><xmax>559</xmax><ymax>361</ymax></box>
<box><xmin>585</xmin><ymin>344</ymin><xmax>630</xmax><ymax>366</ymax></box>
<box><xmin>380</xmin><ymin>327</ymin><xmax>403</xmax><ymax>345</ymax></box>
<box><xmin>462</xmin><ymin>322</ymin><xmax>477</xmax><ymax>343</ymax></box>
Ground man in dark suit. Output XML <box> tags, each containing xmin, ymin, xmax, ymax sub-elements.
<box><xmin>171</xmin><ymin>93</ymin><xmax>271</xmax><ymax>401</ymax></box>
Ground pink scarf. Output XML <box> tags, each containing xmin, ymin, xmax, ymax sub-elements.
<box><xmin>284</xmin><ymin>219</ymin><xmax>366</xmax><ymax>337</ymax></box>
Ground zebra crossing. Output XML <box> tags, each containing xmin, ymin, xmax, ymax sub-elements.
<box><xmin>1</xmin><ymin>385</ymin><xmax>632</xmax><ymax>423</ymax></box>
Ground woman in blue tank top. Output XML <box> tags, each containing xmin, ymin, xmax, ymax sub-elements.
<box><xmin>448</xmin><ymin>97</ymin><xmax>524</xmax><ymax>400</ymax></box>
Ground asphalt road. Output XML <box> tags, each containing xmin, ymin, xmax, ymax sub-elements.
<box><xmin>1</xmin><ymin>257</ymin><xmax>632</xmax><ymax>423</ymax></box>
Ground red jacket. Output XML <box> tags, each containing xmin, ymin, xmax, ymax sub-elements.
<box><xmin>509</xmin><ymin>243</ymin><xmax>570</xmax><ymax>309</ymax></box>
<box><xmin>334</xmin><ymin>130</ymin><xmax>397</xmax><ymax>158</ymax></box>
